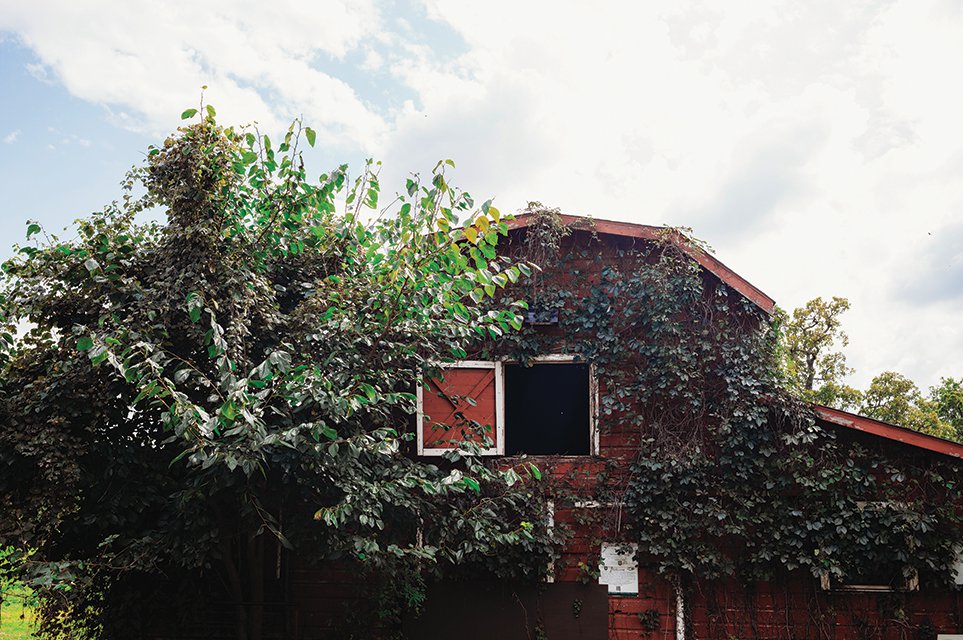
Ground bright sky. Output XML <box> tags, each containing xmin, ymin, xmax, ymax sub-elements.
<box><xmin>1</xmin><ymin>0</ymin><xmax>961</xmax><ymax>391</ymax></box>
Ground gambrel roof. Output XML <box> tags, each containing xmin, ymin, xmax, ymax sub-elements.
<box><xmin>507</xmin><ymin>214</ymin><xmax>776</xmax><ymax>313</ymax></box>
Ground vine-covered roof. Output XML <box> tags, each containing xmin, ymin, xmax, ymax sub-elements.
<box><xmin>506</xmin><ymin>212</ymin><xmax>963</xmax><ymax>462</ymax></box>
<box><xmin>506</xmin><ymin>214</ymin><xmax>777</xmax><ymax>313</ymax></box>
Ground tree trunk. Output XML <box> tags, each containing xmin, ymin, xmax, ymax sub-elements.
<box><xmin>804</xmin><ymin>353</ymin><xmax>817</xmax><ymax>391</ymax></box>
<box><xmin>247</xmin><ymin>533</ymin><xmax>265</xmax><ymax>640</ymax></box>
<box><xmin>221</xmin><ymin>539</ymin><xmax>249</xmax><ymax>640</ymax></box>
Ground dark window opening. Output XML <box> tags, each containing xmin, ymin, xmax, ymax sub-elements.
<box><xmin>505</xmin><ymin>363</ymin><xmax>590</xmax><ymax>455</ymax></box>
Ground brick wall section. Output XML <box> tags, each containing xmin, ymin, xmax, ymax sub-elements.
<box><xmin>540</xmin><ymin>415</ymin><xmax>963</xmax><ymax>640</ymax></box>
<box><xmin>542</xmin><ymin>412</ymin><xmax>963</xmax><ymax>640</ymax></box>
<box><xmin>607</xmin><ymin>573</ymin><xmax>676</xmax><ymax>640</ymax></box>
<box><xmin>688</xmin><ymin>578</ymin><xmax>962</xmax><ymax>639</ymax></box>
<box><xmin>540</xmin><ymin>456</ymin><xmax>676</xmax><ymax>640</ymax></box>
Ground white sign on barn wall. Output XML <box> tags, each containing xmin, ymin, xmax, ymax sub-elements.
<box><xmin>599</xmin><ymin>542</ymin><xmax>639</xmax><ymax>595</ymax></box>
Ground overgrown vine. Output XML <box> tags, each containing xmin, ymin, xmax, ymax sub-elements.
<box><xmin>481</xmin><ymin>216</ymin><xmax>962</xmax><ymax>637</ymax></box>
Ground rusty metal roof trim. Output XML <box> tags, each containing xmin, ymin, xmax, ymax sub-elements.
<box><xmin>814</xmin><ymin>404</ymin><xmax>963</xmax><ymax>460</ymax></box>
<box><xmin>505</xmin><ymin>214</ymin><xmax>776</xmax><ymax>314</ymax></box>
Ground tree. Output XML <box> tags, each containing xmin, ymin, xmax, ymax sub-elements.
<box><xmin>929</xmin><ymin>376</ymin><xmax>963</xmax><ymax>440</ymax></box>
<box><xmin>782</xmin><ymin>296</ymin><xmax>861</xmax><ymax>409</ymax></box>
<box><xmin>860</xmin><ymin>371</ymin><xmax>958</xmax><ymax>441</ymax></box>
<box><xmin>782</xmin><ymin>298</ymin><xmax>960</xmax><ymax>442</ymax></box>
<box><xmin>0</xmin><ymin>109</ymin><xmax>553</xmax><ymax>639</ymax></box>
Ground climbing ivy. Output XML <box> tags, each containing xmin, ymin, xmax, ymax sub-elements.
<box><xmin>489</xmin><ymin>219</ymin><xmax>962</xmax><ymax>597</ymax></box>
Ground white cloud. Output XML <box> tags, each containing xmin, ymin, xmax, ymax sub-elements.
<box><xmin>3</xmin><ymin>129</ymin><xmax>20</xmax><ymax>144</ymax></box>
<box><xmin>380</xmin><ymin>0</ymin><xmax>963</xmax><ymax>389</ymax></box>
<box><xmin>0</xmin><ymin>0</ymin><xmax>387</xmax><ymax>149</ymax></box>
<box><xmin>3</xmin><ymin>0</ymin><xmax>963</xmax><ymax>390</ymax></box>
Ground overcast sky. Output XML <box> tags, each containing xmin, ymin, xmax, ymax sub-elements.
<box><xmin>1</xmin><ymin>0</ymin><xmax>961</xmax><ymax>391</ymax></box>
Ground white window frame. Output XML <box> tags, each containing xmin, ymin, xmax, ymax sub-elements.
<box><xmin>417</xmin><ymin>360</ymin><xmax>504</xmax><ymax>456</ymax></box>
<box><xmin>819</xmin><ymin>569</ymin><xmax>919</xmax><ymax>593</ymax></box>
<box><xmin>416</xmin><ymin>355</ymin><xmax>598</xmax><ymax>456</ymax></box>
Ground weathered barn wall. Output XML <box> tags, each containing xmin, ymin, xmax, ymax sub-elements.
<box><xmin>203</xmin><ymin>224</ymin><xmax>962</xmax><ymax>640</ymax></box>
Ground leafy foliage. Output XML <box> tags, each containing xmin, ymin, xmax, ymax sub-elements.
<box><xmin>782</xmin><ymin>296</ymin><xmax>861</xmax><ymax>409</ymax></box>
<box><xmin>930</xmin><ymin>376</ymin><xmax>963</xmax><ymax>440</ymax></box>
<box><xmin>860</xmin><ymin>371</ymin><xmax>960</xmax><ymax>440</ymax></box>
<box><xmin>0</xmin><ymin>110</ymin><xmax>556</xmax><ymax>639</ymax></box>
<box><xmin>782</xmin><ymin>297</ymin><xmax>961</xmax><ymax>442</ymax></box>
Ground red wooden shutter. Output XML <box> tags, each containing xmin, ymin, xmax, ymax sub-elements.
<box><xmin>419</xmin><ymin>364</ymin><xmax>500</xmax><ymax>454</ymax></box>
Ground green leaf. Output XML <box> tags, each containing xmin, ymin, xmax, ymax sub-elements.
<box><xmin>187</xmin><ymin>292</ymin><xmax>202</xmax><ymax>323</ymax></box>
<box><xmin>220</xmin><ymin>402</ymin><xmax>237</xmax><ymax>421</ymax></box>
<box><xmin>26</xmin><ymin>223</ymin><xmax>42</xmax><ymax>238</ymax></box>
<box><xmin>76</xmin><ymin>337</ymin><xmax>94</xmax><ymax>351</ymax></box>
<box><xmin>529</xmin><ymin>463</ymin><xmax>542</xmax><ymax>481</ymax></box>
<box><xmin>181</xmin><ymin>108</ymin><xmax>198</xmax><ymax>120</ymax></box>
<box><xmin>205</xmin><ymin>105</ymin><xmax>216</xmax><ymax>118</ymax></box>
<box><xmin>464</xmin><ymin>477</ymin><xmax>481</xmax><ymax>492</ymax></box>
<box><xmin>304</xmin><ymin>127</ymin><xmax>317</xmax><ymax>147</ymax></box>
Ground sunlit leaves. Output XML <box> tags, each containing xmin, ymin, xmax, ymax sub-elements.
<box><xmin>0</xmin><ymin>105</ymin><xmax>559</xmax><ymax>636</ymax></box>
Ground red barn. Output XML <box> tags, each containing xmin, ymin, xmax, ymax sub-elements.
<box><xmin>400</xmin><ymin>214</ymin><xmax>963</xmax><ymax>640</ymax></box>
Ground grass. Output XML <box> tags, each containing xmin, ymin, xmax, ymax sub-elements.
<box><xmin>1</xmin><ymin>584</ymin><xmax>37</xmax><ymax>639</ymax></box>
